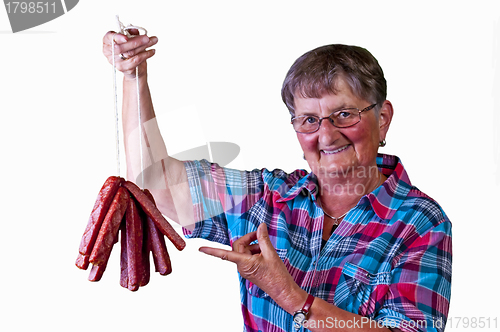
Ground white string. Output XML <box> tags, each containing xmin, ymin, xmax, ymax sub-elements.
<box><xmin>116</xmin><ymin>15</ymin><xmax>147</xmax><ymax>37</ymax></box>
<box><xmin>136</xmin><ymin>66</ymin><xmax>144</xmax><ymax>188</ymax></box>
<box><xmin>113</xmin><ymin>15</ymin><xmax>148</xmax><ymax>186</ymax></box>
<box><xmin>111</xmin><ymin>35</ymin><xmax>120</xmax><ymax>177</ymax></box>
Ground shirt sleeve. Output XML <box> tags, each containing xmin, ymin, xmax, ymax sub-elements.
<box><xmin>182</xmin><ymin>159</ymin><xmax>265</xmax><ymax>245</ymax></box>
<box><xmin>375</xmin><ymin>198</ymin><xmax>453</xmax><ymax>332</ymax></box>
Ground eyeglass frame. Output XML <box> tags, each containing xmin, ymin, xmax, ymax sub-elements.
<box><xmin>290</xmin><ymin>103</ymin><xmax>378</xmax><ymax>134</ymax></box>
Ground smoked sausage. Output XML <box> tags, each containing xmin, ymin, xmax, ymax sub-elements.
<box><xmin>90</xmin><ymin>187</ymin><xmax>129</xmax><ymax>266</ymax></box>
<box><xmin>75</xmin><ymin>253</ymin><xmax>90</xmax><ymax>270</ymax></box>
<box><xmin>79</xmin><ymin>176</ymin><xmax>123</xmax><ymax>256</ymax></box>
<box><xmin>143</xmin><ymin>189</ymin><xmax>172</xmax><ymax>275</ymax></box>
<box><xmin>125</xmin><ymin>197</ymin><xmax>143</xmax><ymax>291</ymax></box>
<box><xmin>122</xmin><ymin>181</ymin><xmax>186</xmax><ymax>251</ymax></box>
<box><xmin>119</xmin><ymin>220</ymin><xmax>128</xmax><ymax>288</ymax></box>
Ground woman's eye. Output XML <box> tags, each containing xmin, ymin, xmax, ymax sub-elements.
<box><xmin>305</xmin><ymin>116</ymin><xmax>318</xmax><ymax>124</ymax></box>
<box><xmin>338</xmin><ymin>111</ymin><xmax>353</xmax><ymax>118</ymax></box>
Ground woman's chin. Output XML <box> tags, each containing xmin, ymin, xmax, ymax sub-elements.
<box><xmin>315</xmin><ymin>156</ymin><xmax>355</xmax><ymax>175</ymax></box>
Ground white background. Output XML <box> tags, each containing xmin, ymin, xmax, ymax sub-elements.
<box><xmin>1</xmin><ymin>1</ymin><xmax>499</xmax><ymax>331</ymax></box>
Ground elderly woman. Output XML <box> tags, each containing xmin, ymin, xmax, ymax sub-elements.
<box><xmin>103</xmin><ymin>32</ymin><xmax>452</xmax><ymax>332</ymax></box>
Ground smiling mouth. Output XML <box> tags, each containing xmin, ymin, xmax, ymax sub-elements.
<box><xmin>321</xmin><ymin>145</ymin><xmax>350</xmax><ymax>155</ymax></box>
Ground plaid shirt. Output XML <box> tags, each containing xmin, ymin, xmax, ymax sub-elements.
<box><xmin>183</xmin><ymin>154</ymin><xmax>452</xmax><ymax>332</ymax></box>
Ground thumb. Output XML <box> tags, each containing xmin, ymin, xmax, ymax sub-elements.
<box><xmin>257</xmin><ymin>223</ymin><xmax>275</xmax><ymax>256</ymax></box>
<box><xmin>112</xmin><ymin>32</ymin><xmax>128</xmax><ymax>44</ymax></box>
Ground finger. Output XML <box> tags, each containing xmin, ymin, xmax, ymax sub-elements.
<box><xmin>199</xmin><ymin>246</ymin><xmax>246</xmax><ymax>264</ymax></box>
<box><xmin>103</xmin><ymin>31</ymin><xmax>128</xmax><ymax>45</ymax></box>
<box><xmin>103</xmin><ymin>32</ymin><xmax>129</xmax><ymax>60</ymax></box>
<box><xmin>114</xmin><ymin>35</ymin><xmax>151</xmax><ymax>57</ymax></box>
<box><xmin>232</xmin><ymin>230</ymin><xmax>257</xmax><ymax>248</ymax></box>
<box><xmin>232</xmin><ymin>231</ymin><xmax>258</xmax><ymax>255</ymax></box>
<box><xmin>246</xmin><ymin>243</ymin><xmax>261</xmax><ymax>255</ymax></box>
<box><xmin>127</xmin><ymin>28</ymin><xmax>140</xmax><ymax>36</ymax></box>
<box><xmin>112</xmin><ymin>32</ymin><xmax>128</xmax><ymax>44</ymax></box>
<box><xmin>256</xmin><ymin>223</ymin><xmax>276</xmax><ymax>258</ymax></box>
<box><xmin>116</xmin><ymin>49</ymin><xmax>155</xmax><ymax>72</ymax></box>
<box><xmin>234</xmin><ymin>238</ymin><xmax>261</xmax><ymax>255</ymax></box>
<box><xmin>118</xmin><ymin>36</ymin><xmax>158</xmax><ymax>61</ymax></box>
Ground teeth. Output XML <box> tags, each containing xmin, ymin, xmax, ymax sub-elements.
<box><xmin>323</xmin><ymin>145</ymin><xmax>349</xmax><ymax>154</ymax></box>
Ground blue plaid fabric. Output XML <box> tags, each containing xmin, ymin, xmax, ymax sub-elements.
<box><xmin>183</xmin><ymin>154</ymin><xmax>452</xmax><ymax>332</ymax></box>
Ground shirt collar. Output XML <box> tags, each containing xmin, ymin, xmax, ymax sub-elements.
<box><xmin>365</xmin><ymin>154</ymin><xmax>413</xmax><ymax>220</ymax></box>
<box><xmin>275</xmin><ymin>172</ymin><xmax>318</xmax><ymax>203</ymax></box>
<box><xmin>275</xmin><ymin>154</ymin><xmax>412</xmax><ymax>220</ymax></box>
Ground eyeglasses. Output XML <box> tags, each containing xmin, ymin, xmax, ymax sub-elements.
<box><xmin>291</xmin><ymin>103</ymin><xmax>377</xmax><ymax>134</ymax></box>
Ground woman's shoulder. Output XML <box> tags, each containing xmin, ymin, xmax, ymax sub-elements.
<box><xmin>397</xmin><ymin>185</ymin><xmax>452</xmax><ymax>236</ymax></box>
<box><xmin>184</xmin><ymin>160</ymin><xmax>311</xmax><ymax>192</ymax></box>
<box><xmin>377</xmin><ymin>153</ymin><xmax>451</xmax><ymax>234</ymax></box>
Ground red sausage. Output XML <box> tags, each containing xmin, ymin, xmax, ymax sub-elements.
<box><xmin>119</xmin><ymin>220</ymin><xmax>128</xmax><ymax>288</ymax></box>
<box><xmin>122</xmin><ymin>181</ymin><xmax>186</xmax><ymax>251</ymax></box>
<box><xmin>148</xmin><ymin>216</ymin><xmax>172</xmax><ymax>275</ymax></box>
<box><xmin>89</xmin><ymin>187</ymin><xmax>129</xmax><ymax>266</ymax></box>
<box><xmin>79</xmin><ymin>176</ymin><xmax>124</xmax><ymax>256</ymax></box>
<box><xmin>126</xmin><ymin>197</ymin><xmax>143</xmax><ymax>291</ymax></box>
<box><xmin>89</xmin><ymin>263</ymin><xmax>106</xmax><ymax>282</ymax></box>
<box><xmin>143</xmin><ymin>189</ymin><xmax>172</xmax><ymax>275</ymax></box>
<box><xmin>90</xmin><ymin>241</ymin><xmax>118</xmax><ymax>281</ymax></box>
<box><xmin>75</xmin><ymin>253</ymin><xmax>90</xmax><ymax>270</ymax></box>
<box><xmin>139</xmin><ymin>206</ymin><xmax>151</xmax><ymax>286</ymax></box>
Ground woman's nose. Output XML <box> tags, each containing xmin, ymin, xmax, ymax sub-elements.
<box><xmin>318</xmin><ymin>118</ymin><xmax>340</xmax><ymax>145</ymax></box>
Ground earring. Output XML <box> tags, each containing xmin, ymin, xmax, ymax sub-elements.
<box><xmin>303</xmin><ymin>154</ymin><xmax>306</xmax><ymax>160</ymax></box>
<box><xmin>379</xmin><ymin>139</ymin><xmax>386</xmax><ymax>147</ymax></box>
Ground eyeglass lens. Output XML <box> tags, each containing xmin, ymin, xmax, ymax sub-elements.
<box><xmin>293</xmin><ymin>109</ymin><xmax>360</xmax><ymax>133</ymax></box>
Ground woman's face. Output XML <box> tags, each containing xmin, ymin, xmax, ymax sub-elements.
<box><xmin>294</xmin><ymin>80</ymin><xmax>391</xmax><ymax>179</ymax></box>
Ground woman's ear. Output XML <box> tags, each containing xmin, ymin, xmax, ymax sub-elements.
<box><xmin>378</xmin><ymin>100</ymin><xmax>394</xmax><ymax>142</ymax></box>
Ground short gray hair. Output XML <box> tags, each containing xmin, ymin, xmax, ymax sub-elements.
<box><xmin>281</xmin><ymin>44</ymin><xmax>387</xmax><ymax>115</ymax></box>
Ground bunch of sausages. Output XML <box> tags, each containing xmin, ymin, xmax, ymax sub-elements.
<box><xmin>75</xmin><ymin>176</ymin><xmax>186</xmax><ymax>291</ymax></box>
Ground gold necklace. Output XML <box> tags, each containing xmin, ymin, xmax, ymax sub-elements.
<box><xmin>322</xmin><ymin>208</ymin><xmax>348</xmax><ymax>225</ymax></box>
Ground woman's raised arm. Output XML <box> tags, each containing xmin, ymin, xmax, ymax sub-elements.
<box><xmin>102</xmin><ymin>31</ymin><xmax>195</xmax><ymax>229</ymax></box>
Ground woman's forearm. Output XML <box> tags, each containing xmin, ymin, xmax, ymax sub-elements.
<box><xmin>302</xmin><ymin>297</ymin><xmax>393</xmax><ymax>332</ymax></box>
<box><xmin>122</xmin><ymin>73</ymin><xmax>156</xmax><ymax>181</ymax></box>
<box><xmin>273</xmin><ymin>283</ymin><xmax>392</xmax><ymax>332</ymax></box>
<box><xmin>121</xmin><ymin>73</ymin><xmax>194</xmax><ymax>227</ymax></box>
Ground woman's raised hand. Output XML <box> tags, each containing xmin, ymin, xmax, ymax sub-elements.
<box><xmin>102</xmin><ymin>30</ymin><xmax>158</xmax><ymax>80</ymax></box>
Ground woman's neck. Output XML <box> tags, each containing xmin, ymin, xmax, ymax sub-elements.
<box><xmin>316</xmin><ymin>165</ymin><xmax>384</xmax><ymax>217</ymax></box>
